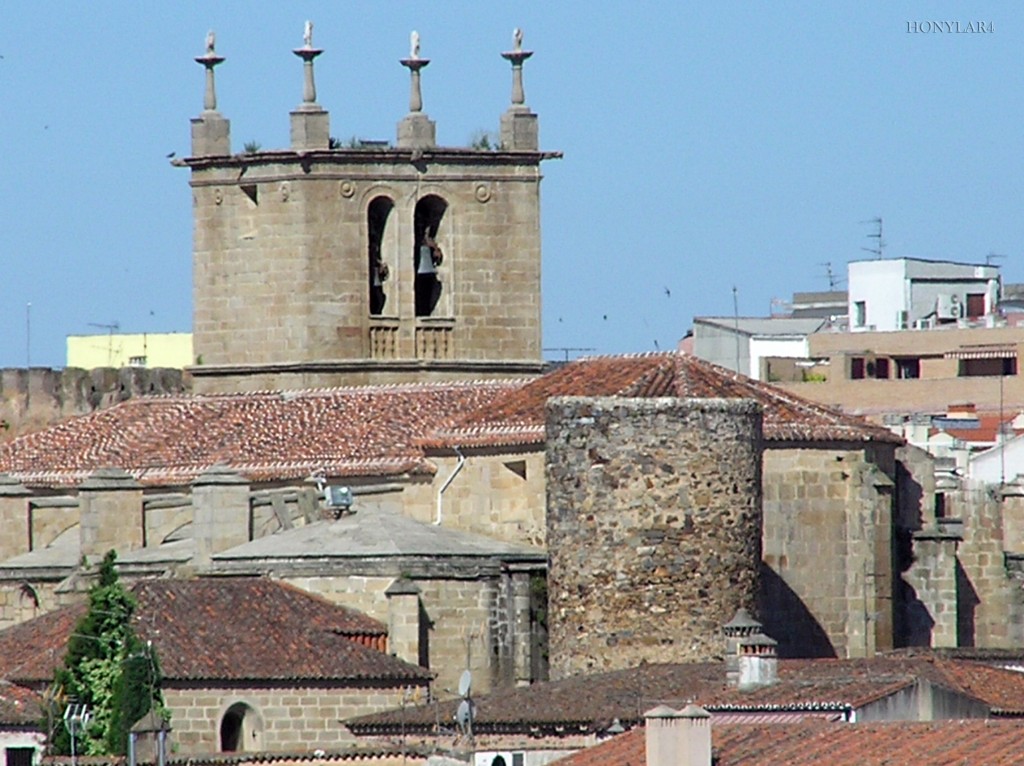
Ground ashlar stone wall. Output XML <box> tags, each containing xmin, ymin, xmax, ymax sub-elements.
<box><xmin>760</xmin><ymin>443</ymin><xmax>896</xmax><ymax>659</ymax></box>
<box><xmin>163</xmin><ymin>683</ymin><xmax>415</xmax><ymax>754</ymax></box>
<box><xmin>546</xmin><ymin>396</ymin><xmax>763</xmax><ymax>679</ymax></box>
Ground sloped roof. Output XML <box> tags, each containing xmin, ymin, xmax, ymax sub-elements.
<box><xmin>553</xmin><ymin>719</ymin><xmax>1024</xmax><ymax>766</ymax></box>
<box><xmin>211</xmin><ymin>509</ymin><xmax>545</xmax><ymax>565</ymax></box>
<box><xmin>421</xmin><ymin>353</ymin><xmax>900</xmax><ymax>449</ymax></box>
<box><xmin>0</xmin><ymin>577</ymin><xmax>429</xmax><ymax>685</ymax></box>
<box><xmin>0</xmin><ymin>681</ymin><xmax>43</xmax><ymax>727</ymax></box>
<box><xmin>346</xmin><ymin>657</ymin><xmax>1024</xmax><ymax>734</ymax></box>
<box><xmin>0</xmin><ymin>382</ymin><xmax>519</xmax><ymax>488</ymax></box>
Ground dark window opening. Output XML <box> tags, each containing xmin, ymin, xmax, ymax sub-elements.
<box><xmin>7</xmin><ymin>749</ymin><xmax>34</xmax><ymax>766</ymax></box>
<box><xmin>959</xmin><ymin>357</ymin><xmax>1018</xmax><ymax>377</ymax></box>
<box><xmin>872</xmin><ymin>358</ymin><xmax>889</xmax><ymax>379</ymax></box>
<box><xmin>935</xmin><ymin>492</ymin><xmax>947</xmax><ymax>519</ymax></box>
<box><xmin>895</xmin><ymin>358</ymin><xmax>920</xmax><ymax>379</ymax></box>
<box><xmin>219</xmin><ymin>702</ymin><xmax>259</xmax><ymax>752</ymax></box>
<box><xmin>220</xmin><ymin>709</ymin><xmax>243</xmax><ymax>752</ymax></box>
<box><xmin>368</xmin><ymin>197</ymin><xmax>395</xmax><ymax>316</ymax></box>
<box><xmin>414</xmin><ymin>195</ymin><xmax>448</xmax><ymax>317</ymax></box>
<box><xmin>850</xmin><ymin>357</ymin><xmax>865</xmax><ymax>379</ymax></box>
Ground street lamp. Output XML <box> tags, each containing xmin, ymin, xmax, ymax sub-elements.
<box><xmin>63</xmin><ymin>703</ymin><xmax>91</xmax><ymax>766</ymax></box>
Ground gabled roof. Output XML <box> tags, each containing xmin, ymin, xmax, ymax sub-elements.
<box><xmin>346</xmin><ymin>657</ymin><xmax>1024</xmax><ymax>735</ymax></box>
<box><xmin>421</xmin><ymin>353</ymin><xmax>900</xmax><ymax>450</ymax></box>
<box><xmin>0</xmin><ymin>381</ymin><xmax>519</xmax><ymax>488</ymax></box>
<box><xmin>553</xmin><ymin>719</ymin><xmax>1024</xmax><ymax>766</ymax></box>
<box><xmin>0</xmin><ymin>577</ymin><xmax>430</xmax><ymax>686</ymax></box>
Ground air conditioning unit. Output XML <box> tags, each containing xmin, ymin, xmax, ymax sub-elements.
<box><xmin>475</xmin><ymin>753</ymin><xmax>525</xmax><ymax>766</ymax></box>
<box><xmin>936</xmin><ymin>294</ymin><xmax>964</xmax><ymax>319</ymax></box>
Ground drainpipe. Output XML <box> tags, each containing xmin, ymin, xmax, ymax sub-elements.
<box><xmin>435</xmin><ymin>446</ymin><xmax>465</xmax><ymax>525</ymax></box>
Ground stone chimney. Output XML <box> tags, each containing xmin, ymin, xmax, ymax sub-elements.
<box><xmin>78</xmin><ymin>468</ymin><xmax>144</xmax><ymax>561</ymax></box>
<box><xmin>644</xmin><ymin>704</ymin><xmax>711</xmax><ymax>766</ymax></box>
<box><xmin>191</xmin><ymin>466</ymin><xmax>251</xmax><ymax>567</ymax></box>
<box><xmin>737</xmin><ymin>631</ymin><xmax>778</xmax><ymax>691</ymax></box>
<box><xmin>722</xmin><ymin>607</ymin><xmax>761</xmax><ymax>687</ymax></box>
<box><xmin>191</xmin><ymin>30</ymin><xmax>231</xmax><ymax>156</ymax></box>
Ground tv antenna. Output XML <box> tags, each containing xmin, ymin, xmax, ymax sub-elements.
<box><xmin>985</xmin><ymin>252</ymin><xmax>1007</xmax><ymax>266</ymax></box>
<box><xmin>817</xmin><ymin>261</ymin><xmax>845</xmax><ymax>291</ymax></box>
<box><xmin>860</xmin><ymin>217</ymin><xmax>885</xmax><ymax>259</ymax></box>
<box><xmin>88</xmin><ymin>320</ymin><xmax>121</xmax><ymax>367</ymax></box>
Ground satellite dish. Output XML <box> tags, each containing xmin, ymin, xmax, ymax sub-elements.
<box><xmin>458</xmin><ymin>669</ymin><xmax>472</xmax><ymax>698</ymax></box>
<box><xmin>455</xmin><ymin>699</ymin><xmax>474</xmax><ymax>733</ymax></box>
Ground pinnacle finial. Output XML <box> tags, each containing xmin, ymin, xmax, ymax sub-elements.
<box><xmin>195</xmin><ymin>29</ymin><xmax>226</xmax><ymax>113</ymax></box>
<box><xmin>303</xmin><ymin>20</ymin><xmax>314</xmax><ymax>49</ymax></box>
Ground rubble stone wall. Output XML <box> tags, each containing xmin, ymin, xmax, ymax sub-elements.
<box><xmin>546</xmin><ymin>396</ymin><xmax>763</xmax><ymax>679</ymax></box>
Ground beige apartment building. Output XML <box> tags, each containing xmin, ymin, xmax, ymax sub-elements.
<box><xmin>771</xmin><ymin>324</ymin><xmax>1024</xmax><ymax>415</ymax></box>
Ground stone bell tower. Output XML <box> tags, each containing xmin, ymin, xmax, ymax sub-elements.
<box><xmin>180</xmin><ymin>26</ymin><xmax>559</xmax><ymax>393</ymax></box>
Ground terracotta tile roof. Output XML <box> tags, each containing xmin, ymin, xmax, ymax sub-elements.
<box><xmin>421</xmin><ymin>353</ymin><xmax>900</xmax><ymax>449</ymax></box>
<box><xmin>0</xmin><ymin>577</ymin><xmax>429</xmax><ymax>685</ymax></box>
<box><xmin>42</xmin><ymin>746</ymin><xmax>430</xmax><ymax>766</ymax></box>
<box><xmin>553</xmin><ymin>719</ymin><xmax>1024</xmax><ymax>765</ymax></box>
<box><xmin>0</xmin><ymin>382</ymin><xmax>520</xmax><ymax>488</ymax></box>
<box><xmin>0</xmin><ymin>681</ymin><xmax>43</xmax><ymax>727</ymax></box>
<box><xmin>346</xmin><ymin>657</ymin><xmax>1024</xmax><ymax>734</ymax></box>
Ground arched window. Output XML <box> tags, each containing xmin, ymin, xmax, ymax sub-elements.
<box><xmin>219</xmin><ymin>701</ymin><xmax>262</xmax><ymax>752</ymax></box>
<box><xmin>414</xmin><ymin>195</ymin><xmax>448</xmax><ymax>317</ymax></box>
<box><xmin>368</xmin><ymin>196</ymin><xmax>395</xmax><ymax>316</ymax></box>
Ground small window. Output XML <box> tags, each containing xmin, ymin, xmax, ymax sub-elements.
<box><xmin>873</xmin><ymin>358</ymin><xmax>890</xmax><ymax>379</ymax></box>
<box><xmin>895</xmin><ymin>358</ymin><xmax>920</xmax><ymax>379</ymax></box>
<box><xmin>850</xmin><ymin>357</ymin><xmax>865</xmax><ymax>380</ymax></box>
<box><xmin>129</xmin><ymin>355</ymin><xmax>147</xmax><ymax>367</ymax></box>
<box><xmin>935</xmin><ymin>492</ymin><xmax>947</xmax><ymax>519</ymax></box>
<box><xmin>6</xmin><ymin>749</ymin><xmax>34</xmax><ymax>766</ymax></box>
<box><xmin>854</xmin><ymin>301</ymin><xmax>866</xmax><ymax>328</ymax></box>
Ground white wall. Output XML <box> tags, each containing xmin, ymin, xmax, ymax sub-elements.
<box><xmin>970</xmin><ymin>436</ymin><xmax>1024</xmax><ymax>484</ymax></box>
<box><xmin>749</xmin><ymin>337</ymin><xmax>810</xmax><ymax>381</ymax></box>
<box><xmin>848</xmin><ymin>261</ymin><xmax>907</xmax><ymax>332</ymax></box>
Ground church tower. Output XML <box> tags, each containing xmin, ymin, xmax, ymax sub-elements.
<box><xmin>181</xmin><ymin>27</ymin><xmax>558</xmax><ymax>393</ymax></box>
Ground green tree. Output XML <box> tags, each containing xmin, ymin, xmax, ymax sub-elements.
<box><xmin>46</xmin><ymin>551</ymin><xmax>167</xmax><ymax>756</ymax></box>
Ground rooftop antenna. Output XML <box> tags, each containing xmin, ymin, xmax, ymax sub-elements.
<box><xmin>985</xmin><ymin>252</ymin><xmax>1006</xmax><ymax>266</ymax></box>
<box><xmin>860</xmin><ymin>217</ymin><xmax>885</xmax><ymax>259</ymax></box>
<box><xmin>88</xmin><ymin>320</ymin><xmax>121</xmax><ymax>367</ymax></box>
<box><xmin>732</xmin><ymin>285</ymin><xmax>741</xmax><ymax>374</ymax></box>
<box><xmin>817</xmin><ymin>261</ymin><xmax>845</xmax><ymax>291</ymax></box>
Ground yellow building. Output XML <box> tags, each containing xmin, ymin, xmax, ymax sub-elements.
<box><xmin>66</xmin><ymin>332</ymin><xmax>193</xmax><ymax>369</ymax></box>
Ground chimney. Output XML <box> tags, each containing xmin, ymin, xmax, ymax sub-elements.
<box><xmin>722</xmin><ymin>607</ymin><xmax>761</xmax><ymax>687</ymax></box>
<box><xmin>644</xmin><ymin>704</ymin><xmax>711</xmax><ymax>766</ymax></box>
<box><xmin>737</xmin><ymin>631</ymin><xmax>778</xmax><ymax>691</ymax></box>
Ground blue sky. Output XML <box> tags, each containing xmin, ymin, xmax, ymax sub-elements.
<box><xmin>2</xmin><ymin>3</ymin><xmax>1022</xmax><ymax>368</ymax></box>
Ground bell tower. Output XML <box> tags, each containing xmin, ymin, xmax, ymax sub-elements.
<box><xmin>180</xmin><ymin>27</ymin><xmax>559</xmax><ymax>393</ymax></box>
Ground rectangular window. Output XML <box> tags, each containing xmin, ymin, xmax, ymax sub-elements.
<box><xmin>873</xmin><ymin>358</ymin><xmax>890</xmax><ymax>379</ymax></box>
<box><xmin>959</xmin><ymin>358</ymin><xmax>1018</xmax><ymax>377</ymax></box>
<box><xmin>854</xmin><ymin>301</ymin><xmax>866</xmax><ymax>327</ymax></box>
<box><xmin>128</xmin><ymin>355</ymin><xmax>147</xmax><ymax>367</ymax></box>
<box><xmin>7</xmin><ymin>748</ymin><xmax>34</xmax><ymax>766</ymax></box>
<box><xmin>850</xmin><ymin>357</ymin><xmax>865</xmax><ymax>380</ymax></box>
<box><xmin>935</xmin><ymin>493</ymin><xmax>947</xmax><ymax>519</ymax></box>
<box><xmin>895</xmin><ymin>358</ymin><xmax>920</xmax><ymax>379</ymax></box>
